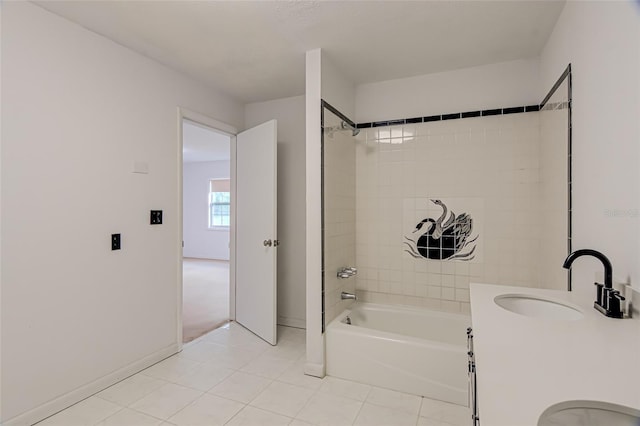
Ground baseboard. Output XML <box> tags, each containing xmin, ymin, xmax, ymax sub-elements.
<box><xmin>277</xmin><ymin>316</ymin><xmax>306</xmax><ymax>329</ymax></box>
<box><xmin>3</xmin><ymin>343</ymin><xmax>180</xmax><ymax>426</ymax></box>
<box><xmin>304</xmin><ymin>362</ymin><xmax>325</xmax><ymax>378</ymax></box>
<box><xmin>182</xmin><ymin>256</ymin><xmax>230</xmax><ymax>261</ymax></box>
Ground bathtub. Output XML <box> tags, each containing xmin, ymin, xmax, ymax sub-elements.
<box><xmin>326</xmin><ymin>302</ymin><xmax>470</xmax><ymax>405</ymax></box>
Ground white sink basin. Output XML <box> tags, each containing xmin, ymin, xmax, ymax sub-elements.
<box><xmin>494</xmin><ymin>294</ymin><xmax>583</xmax><ymax>320</ymax></box>
<box><xmin>538</xmin><ymin>400</ymin><xmax>640</xmax><ymax>426</ymax></box>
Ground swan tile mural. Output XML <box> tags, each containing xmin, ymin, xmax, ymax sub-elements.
<box><xmin>404</xmin><ymin>199</ymin><xmax>480</xmax><ymax>261</ymax></box>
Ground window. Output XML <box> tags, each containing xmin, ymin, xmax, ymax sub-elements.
<box><xmin>209</xmin><ymin>179</ymin><xmax>230</xmax><ymax>228</ymax></box>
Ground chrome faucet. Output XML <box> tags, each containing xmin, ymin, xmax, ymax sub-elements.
<box><xmin>341</xmin><ymin>292</ymin><xmax>357</xmax><ymax>300</ymax></box>
<box><xmin>337</xmin><ymin>267</ymin><xmax>357</xmax><ymax>279</ymax></box>
<box><xmin>563</xmin><ymin>249</ymin><xmax>624</xmax><ymax>318</ymax></box>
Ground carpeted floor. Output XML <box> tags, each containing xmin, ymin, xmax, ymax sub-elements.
<box><xmin>182</xmin><ymin>258</ymin><xmax>230</xmax><ymax>343</ymax></box>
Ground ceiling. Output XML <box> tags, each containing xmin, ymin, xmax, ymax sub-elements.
<box><xmin>182</xmin><ymin>120</ymin><xmax>230</xmax><ymax>163</ymax></box>
<box><xmin>35</xmin><ymin>1</ymin><xmax>565</xmax><ymax>104</ymax></box>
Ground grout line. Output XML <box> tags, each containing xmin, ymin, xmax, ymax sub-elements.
<box><xmin>88</xmin><ymin>405</ymin><xmax>126</xmax><ymax>426</ymax></box>
<box><xmin>351</xmin><ymin>398</ymin><xmax>367</xmax><ymax>425</ymax></box>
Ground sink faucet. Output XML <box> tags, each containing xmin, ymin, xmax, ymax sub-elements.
<box><xmin>562</xmin><ymin>249</ymin><xmax>624</xmax><ymax>318</ymax></box>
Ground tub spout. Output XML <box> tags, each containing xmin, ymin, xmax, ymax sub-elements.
<box><xmin>341</xmin><ymin>292</ymin><xmax>357</xmax><ymax>300</ymax></box>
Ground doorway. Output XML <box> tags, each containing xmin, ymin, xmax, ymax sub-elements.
<box><xmin>182</xmin><ymin>118</ymin><xmax>232</xmax><ymax>342</ymax></box>
<box><xmin>177</xmin><ymin>110</ymin><xmax>278</xmax><ymax>348</ymax></box>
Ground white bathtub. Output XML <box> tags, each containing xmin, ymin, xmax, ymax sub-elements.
<box><xmin>326</xmin><ymin>302</ymin><xmax>470</xmax><ymax>405</ymax></box>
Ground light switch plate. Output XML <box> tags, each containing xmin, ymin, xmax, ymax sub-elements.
<box><xmin>150</xmin><ymin>210</ymin><xmax>163</xmax><ymax>225</ymax></box>
<box><xmin>111</xmin><ymin>234</ymin><xmax>121</xmax><ymax>250</ymax></box>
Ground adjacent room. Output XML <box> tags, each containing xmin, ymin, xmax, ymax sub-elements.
<box><xmin>182</xmin><ymin>119</ymin><xmax>232</xmax><ymax>342</ymax></box>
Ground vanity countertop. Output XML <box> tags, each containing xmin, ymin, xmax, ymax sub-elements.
<box><xmin>470</xmin><ymin>283</ymin><xmax>640</xmax><ymax>426</ymax></box>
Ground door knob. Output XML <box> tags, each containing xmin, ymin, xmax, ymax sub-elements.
<box><xmin>263</xmin><ymin>239</ymin><xmax>273</xmax><ymax>247</ymax></box>
<box><xmin>274</xmin><ymin>240</ymin><xmax>280</xmax><ymax>247</ymax></box>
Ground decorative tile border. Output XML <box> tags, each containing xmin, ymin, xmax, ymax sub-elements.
<box><xmin>541</xmin><ymin>101</ymin><xmax>570</xmax><ymax>111</ymax></box>
<box><xmin>356</xmin><ymin>104</ymin><xmax>541</xmax><ymax>129</ymax></box>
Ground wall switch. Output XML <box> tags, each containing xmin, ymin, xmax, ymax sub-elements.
<box><xmin>111</xmin><ymin>234</ymin><xmax>121</xmax><ymax>250</ymax></box>
<box><xmin>150</xmin><ymin>210</ymin><xmax>163</xmax><ymax>225</ymax></box>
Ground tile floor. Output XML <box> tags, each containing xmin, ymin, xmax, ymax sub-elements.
<box><xmin>36</xmin><ymin>323</ymin><xmax>469</xmax><ymax>426</ymax></box>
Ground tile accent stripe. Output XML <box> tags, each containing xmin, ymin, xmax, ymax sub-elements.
<box><xmin>356</xmin><ymin>104</ymin><xmax>541</xmax><ymax>129</ymax></box>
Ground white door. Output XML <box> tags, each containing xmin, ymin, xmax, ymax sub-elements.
<box><xmin>235</xmin><ymin>120</ymin><xmax>278</xmax><ymax>345</ymax></box>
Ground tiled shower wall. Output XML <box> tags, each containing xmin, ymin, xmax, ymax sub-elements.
<box><xmin>323</xmin><ymin>121</ymin><xmax>356</xmax><ymax>325</ymax></box>
<box><xmin>539</xmin><ymin>81</ymin><xmax>570</xmax><ymax>290</ymax></box>
<box><xmin>354</xmin><ymin>113</ymin><xmax>545</xmax><ymax>314</ymax></box>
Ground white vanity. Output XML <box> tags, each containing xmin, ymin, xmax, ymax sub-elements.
<box><xmin>469</xmin><ymin>283</ymin><xmax>640</xmax><ymax>426</ymax></box>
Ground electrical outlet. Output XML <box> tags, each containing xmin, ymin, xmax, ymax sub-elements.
<box><xmin>111</xmin><ymin>234</ymin><xmax>121</xmax><ymax>250</ymax></box>
<box><xmin>150</xmin><ymin>210</ymin><xmax>163</xmax><ymax>225</ymax></box>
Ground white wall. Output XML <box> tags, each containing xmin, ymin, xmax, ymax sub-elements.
<box><xmin>183</xmin><ymin>160</ymin><xmax>230</xmax><ymax>260</ymax></box>
<box><xmin>244</xmin><ymin>95</ymin><xmax>307</xmax><ymax>328</ymax></box>
<box><xmin>305</xmin><ymin>49</ymin><xmax>324</xmax><ymax>377</ymax></box>
<box><xmin>0</xmin><ymin>3</ymin><xmax>244</xmax><ymax>424</ymax></box>
<box><xmin>540</xmin><ymin>1</ymin><xmax>640</xmax><ymax>295</ymax></box>
<box><xmin>355</xmin><ymin>59</ymin><xmax>540</xmax><ymax>123</ymax></box>
<box><xmin>321</xmin><ymin>52</ymin><xmax>356</xmax><ymax>120</ymax></box>
<box><xmin>305</xmin><ymin>49</ymin><xmax>356</xmax><ymax>377</ymax></box>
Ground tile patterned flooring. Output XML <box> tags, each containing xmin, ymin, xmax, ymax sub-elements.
<box><xmin>37</xmin><ymin>323</ymin><xmax>469</xmax><ymax>426</ymax></box>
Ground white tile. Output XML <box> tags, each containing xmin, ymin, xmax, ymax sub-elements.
<box><xmin>277</xmin><ymin>360</ymin><xmax>324</xmax><ymax>390</ymax></box>
<box><xmin>177</xmin><ymin>341</ymin><xmax>227</xmax><ymax>363</ymax></box>
<box><xmin>173</xmin><ymin>362</ymin><xmax>234</xmax><ymax>391</ymax></box>
<box><xmin>427</xmin><ymin>286</ymin><xmax>441</xmax><ymax>299</ymax></box>
<box><xmin>365</xmin><ymin>387</ymin><xmax>422</xmax><ymax>415</ymax></box>
<box><xmin>440</xmin><ymin>300</ymin><xmax>460</xmax><ymax>313</ymax></box>
<box><xmin>97</xmin><ymin>408</ymin><xmax>162</xmax><ymax>426</ymax></box>
<box><xmin>37</xmin><ymin>396</ymin><xmax>121</xmax><ymax>426</ymax></box>
<box><xmin>142</xmin><ymin>356</ymin><xmax>201</xmax><ymax>382</ymax></box>
<box><xmin>240</xmin><ymin>352</ymin><xmax>295</xmax><ymax>379</ymax></box>
<box><xmin>417</xmin><ymin>416</ymin><xmax>461</xmax><ymax>426</ymax></box>
<box><xmin>250</xmin><ymin>381</ymin><xmax>315</xmax><ymax>418</ymax></box>
<box><xmin>318</xmin><ymin>376</ymin><xmax>371</xmax><ymax>401</ymax></box>
<box><xmin>167</xmin><ymin>394</ymin><xmax>243</xmax><ymax>426</ymax></box>
<box><xmin>427</xmin><ymin>273</ymin><xmax>442</xmax><ymax>286</ymax></box>
<box><xmin>455</xmin><ymin>288</ymin><xmax>470</xmax><ymax>302</ymax></box>
<box><xmin>201</xmin><ymin>343</ymin><xmax>265</xmax><ymax>370</ymax></box>
<box><xmin>441</xmin><ymin>275</ymin><xmax>455</xmax><ymax>288</ymax></box>
<box><xmin>420</xmin><ymin>398</ymin><xmax>471</xmax><ymax>425</ymax></box>
<box><xmin>455</xmin><ymin>275</ymin><xmax>470</xmax><ymax>289</ymax></box>
<box><xmin>454</xmin><ymin>262</ymin><xmax>469</xmax><ymax>276</ymax></box>
<box><xmin>277</xmin><ymin>326</ymin><xmax>306</xmax><ymax>344</ymax></box>
<box><xmin>441</xmin><ymin>262</ymin><xmax>456</xmax><ymax>275</ymax></box>
<box><xmin>296</xmin><ymin>391</ymin><xmax>363</xmax><ymax>426</ymax></box>
<box><xmin>130</xmin><ymin>383</ymin><xmax>202</xmax><ymax>420</ymax></box>
<box><xmin>204</xmin><ymin>324</ymin><xmax>270</xmax><ymax>352</ymax></box>
<box><xmin>225</xmin><ymin>406</ymin><xmax>292</xmax><ymax>426</ymax></box>
<box><xmin>441</xmin><ymin>287</ymin><xmax>455</xmax><ymax>300</ymax></box>
<box><xmin>208</xmin><ymin>371</ymin><xmax>272</xmax><ymax>404</ymax></box>
<box><xmin>289</xmin><ymin>420</ymin><xmax>316</xmax><ymax>426</ymax></box>
<box><xmin>460</xmin><ymin>302</ymin><xmax>471</xmax><ymax>315</ymax></box>
<box><xmin>353</xmin><ymin>403</ymin><xmax>418</xmax><ymax>426</ymax></box>
<box><xmin>96</xmin><ymin>374</ymin><xmax>167</xmax><ymax>406</ymax></box>
<box><xmin>263</xmin><ymin>339</ymin><xmax>305</xmax><ymax>361</ymax></box>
